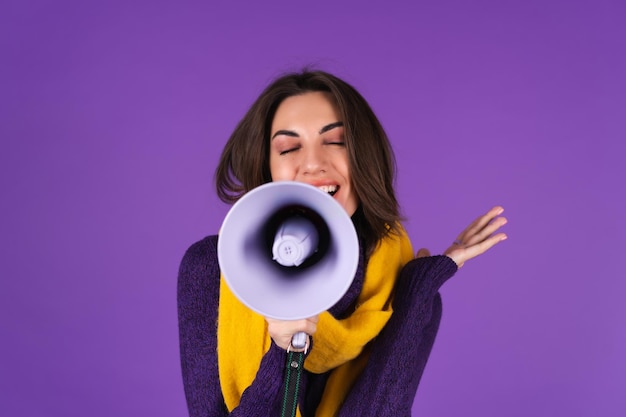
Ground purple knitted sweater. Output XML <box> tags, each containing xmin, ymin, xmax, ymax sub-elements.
<box><xmin>177</xmin><ymin>235</ymin><xmax>457</xmax><ymax>416</ymax></box>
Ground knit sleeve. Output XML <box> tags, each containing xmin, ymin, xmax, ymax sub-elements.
<box><xmin>336</xmin><ymin>255</ymin><xmax>458</xmax><ymax>417</ymax></box>
<box><xmin>177</xmin><ymin>236</ymin><xmax>293</xmax><ymax>417</ymax></box>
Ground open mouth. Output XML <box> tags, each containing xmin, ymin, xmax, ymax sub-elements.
<box><xmin>318</xmin><ymin>185</ymin><xmax>339</xmax><ymax>197</ymax></box>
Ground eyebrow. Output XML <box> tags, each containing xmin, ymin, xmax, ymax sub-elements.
<box><xmin>319</xmin><ymin>121</ymin><xmax>344</xmax><ymax>134</ymax></box>
<box><xmin>271</xmin><ymin>121</ymin><xmax>344</xmax><ymax>140</ymax></box>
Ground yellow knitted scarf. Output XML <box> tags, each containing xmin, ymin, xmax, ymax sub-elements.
<box><xmin>218</xmin><ymin>226</ymin><xmax>413</xmax><ymax>416</ymax></box>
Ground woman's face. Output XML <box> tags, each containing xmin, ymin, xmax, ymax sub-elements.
<box><xmin>269</xmin><ymin>92</ymin><xmax>359</xmax><ymax>216</ymax></box>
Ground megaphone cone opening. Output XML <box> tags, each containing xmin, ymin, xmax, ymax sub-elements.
<box><xmin>218</xmin><ymin>181</ymin><xmax>359</xmax><ymax>320</ymax></box>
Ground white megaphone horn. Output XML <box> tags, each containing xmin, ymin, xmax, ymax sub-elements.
<box><xmin>217</xmin><ymin>181</ymin><xmax>359</xmax><ymax>349</ymax></box>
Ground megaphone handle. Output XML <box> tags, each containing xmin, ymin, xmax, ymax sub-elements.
<box><xmin>290</xmin><ymin>331</ymin><xmax>308</xmax><ymax>351</ymax></box>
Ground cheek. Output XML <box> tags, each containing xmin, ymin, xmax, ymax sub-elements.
<box><xmin>269</xmin><ymin>158</ymin><xmax>292</xmax><ymax>181</ymax></box>
<box><xmin>335</xmin><ymin>156</ymin><xmax>352</xmax><ymax>182</ymax></box>
<box><xmin>341</xmin><ymin>193</ymin><xmax>359</xmax><ymax>217</ymax></box>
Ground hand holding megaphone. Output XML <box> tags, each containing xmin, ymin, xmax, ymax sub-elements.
<box><xmin>265</xmin><ymin>315</ymin><xmax>319</xmax><ymax>352</ymax></box>
<box><xmin>217</xmin><ymin>181</ymin><xmax>359</xmax><ymax>351</ymax></box>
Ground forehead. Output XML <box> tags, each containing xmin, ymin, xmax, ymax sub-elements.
<box><xmin>271</xmin><ymin>92</ymin><xmax>341</xmax><ymax>130</ymax></box>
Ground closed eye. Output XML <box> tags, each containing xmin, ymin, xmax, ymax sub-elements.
<box><xmin>279</xmin><ymin>146</ymin><xmax>301</xmax><ymax>155</ymax></box>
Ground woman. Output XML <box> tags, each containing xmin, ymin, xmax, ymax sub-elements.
<box><xmin>177</xmin><ymin>70</ymin><xmax>507</xmax><ymax>416</ymax></box>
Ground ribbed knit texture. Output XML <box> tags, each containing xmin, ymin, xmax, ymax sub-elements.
<box><xmin>177</xmin><ymin>235</ymin><xmax>457</xmax><ymax>416</ymax></box>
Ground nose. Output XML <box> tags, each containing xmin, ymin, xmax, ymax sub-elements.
<box><xmin>301</xmin><ymin>146</ymin><xmax>327</xmax><ymax>174</ymax></box>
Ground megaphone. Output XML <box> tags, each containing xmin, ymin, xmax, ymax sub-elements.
<box><xmin>217</xmin><ymin>181</ymin><xmax>359</xmax><ymax>333</ymax></box>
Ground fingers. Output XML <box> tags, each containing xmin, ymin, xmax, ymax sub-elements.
<box><xmin>446</xmin><ymin>206</ymin><xmax>508</xmax><ymax>268</ymax></box>
<box><xmin>455</xmin><ymin>206</ymin><xmax>507</xmax><ymax>246</ymax></box>
<box><xmin>416</xmin><ymin>248</ymin><xmax>431</xmax><ymax>258</ymax></box>
<box><xmin>461</xmin><ymin>232</ymin><xmax>507</xmax><ymax>262</ymax></box>
<box><xmin>445</xmin><ymin>235</ymin><xmax>507</xmax><ymax>268</ymax></box>
<box><xmin>265</xmin><ymin>316</ymin><xmax>319</xmax><ymax>351</ymax></box>
<box><xmin>268</xmin><ymin>316</ymin><xmax>318</xmax><ymax>336</ymax></box>
<box><xmin>455</xmin><ymin>206</ymin><xmax>502</xmax><ymax>240</ymax></box>
<box><xmin>465</xmin><ymin>215</ymin><xmax>508</xmax><ymax>247</ymax></box>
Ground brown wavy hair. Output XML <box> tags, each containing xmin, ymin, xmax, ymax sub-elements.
<box><xmin>215</xmin><ymin>70</ymin><xmax>402</xmax><ymax>256</ymax></box>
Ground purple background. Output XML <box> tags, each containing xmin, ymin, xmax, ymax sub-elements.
<box><xmin>1</xmin><ymin>0</ymin><xmax>624</xmax><ymax>416</ymax></box>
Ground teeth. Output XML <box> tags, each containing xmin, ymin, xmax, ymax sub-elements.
<box><xmin>318</xmin><ymin>185</ymin><xmax>339</xmax><ymax>196</ymax></box>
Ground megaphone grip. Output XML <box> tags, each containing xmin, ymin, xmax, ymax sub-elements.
<box><xmin>290</xmin><ymin>331</ymin><xmax>308</xmax><ymax>351</ymax></box>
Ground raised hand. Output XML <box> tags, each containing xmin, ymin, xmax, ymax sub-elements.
<box><xmin>442</xmin><ymin>206</ymin><xmax>508</xmax><ymax>268</ymax></box>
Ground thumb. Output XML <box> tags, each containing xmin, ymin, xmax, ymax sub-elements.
<box><xmin>416</xmin><ymin>248</ymin><xmax>431</xmax><ymax>258</ymax></box>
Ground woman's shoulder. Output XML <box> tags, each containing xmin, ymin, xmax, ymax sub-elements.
<box><xmin>180</xmin><ymin>235</ymin><xmax>219</xmax><ymax>267</ymax></box>
<box><xmin>178</xmin><ymin>235</ymin><xmax>220</xmax><ymax>293</ymax></box>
